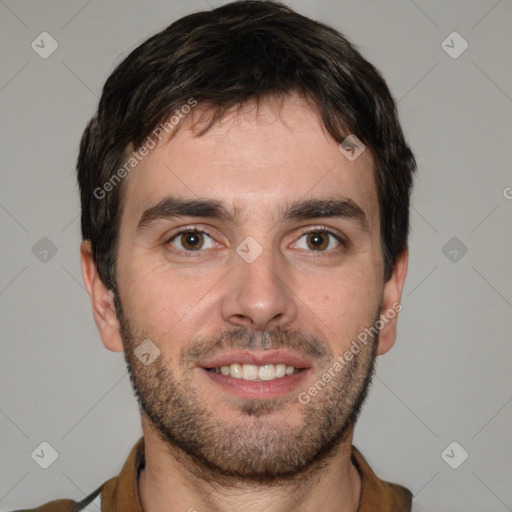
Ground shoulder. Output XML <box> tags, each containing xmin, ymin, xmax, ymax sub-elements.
<box><xmin>8</xmin><ymin>483</ymin><xmax>103</xmax><ymax>512</ymax></box>
<box><xmin>8</xmin><ymin>499</ymin><xmax>79</xmax><ymax>511</ymax></box>
<box><xmin>351</xmin><ymin>445</ymin><xmax>413</xmax><ymax>512</ymax></box>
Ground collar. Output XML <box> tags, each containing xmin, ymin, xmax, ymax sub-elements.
<box><xmin>100</xmin><ymin>437</ymin><xmax>412</xmax><ymax>512</ymax></box>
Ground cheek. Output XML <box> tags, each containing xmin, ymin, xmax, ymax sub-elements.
<box><xmin>117</xmin><ymin>254</ymin><xmax>221</xmax><ymax>343</ymax></box>
<box><xmin>299</xmin><ymin>267</ymin><xmax>382</xmax><ymax>351</ymax></box>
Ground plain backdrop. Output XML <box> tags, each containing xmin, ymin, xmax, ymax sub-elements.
<box><xmin>1</xmin><ymin>1</ymin><xmax>511</xmax><ymax>511</ymax></box>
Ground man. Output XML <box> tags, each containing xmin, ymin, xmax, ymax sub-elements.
<box><xmin>14</xmin><ymin>1</ymin><xmax>417</xmax><ymax>510</ymax></box>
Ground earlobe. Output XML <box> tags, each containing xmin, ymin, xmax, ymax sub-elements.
<box><xmin>376</xmin><ymin>248</ymin><xmax>409</xmax><ymax>356</ymax></box>
<box><xmin>80</xmin><ymin>241</ymin><xmax>124</xmax><ymax>352</ymax></box>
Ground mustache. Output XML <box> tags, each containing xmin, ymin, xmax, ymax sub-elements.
<box><xmin>181</xmin><ymin>325</ymin><xmax>331</xmax><ymax>366</ymax></box>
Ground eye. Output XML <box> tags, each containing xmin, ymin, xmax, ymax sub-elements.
<box><xmin>167</xmin><ymin>228</ymin><xmax>218</xmax><ymax>252</ymax></box>
<box><xmin>292</xmin><ymin>228</ymin><xmax>345</xmax><ymax>252</ymax></box>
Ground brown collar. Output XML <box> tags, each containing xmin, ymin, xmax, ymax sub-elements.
<box><xmin>100</xmin><ymin>437</ymin><xmax>412</xmax><ymax>512</ymax></box>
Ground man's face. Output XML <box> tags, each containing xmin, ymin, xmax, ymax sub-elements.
<box><xmin>110</xmin><ymin>93</ymin><xmax>399</xmax><ymax>479</ymax></box>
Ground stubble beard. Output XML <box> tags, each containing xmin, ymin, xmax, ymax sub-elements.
<box><xmin>116</xmin><ymin>297</ymin><xmax>379</xmax><ymax>484</ymax></box>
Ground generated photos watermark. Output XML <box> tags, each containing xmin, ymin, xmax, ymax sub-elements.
<box><xmin>93</xmin><ymin>98</ymin><xmax>198</xmax><ymax>200</ymax></box>
<box><xmin>298</xmin><ymin>302</ymin><xmax>402</xmax><ymax>405</ymax></box>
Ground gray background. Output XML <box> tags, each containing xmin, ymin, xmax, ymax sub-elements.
<box><xmin>1</xmin><ymin>1</ymin><xmax>511</xmax><ymax>511</ymax></box>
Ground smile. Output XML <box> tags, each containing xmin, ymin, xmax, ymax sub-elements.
<box><xmin>206</xmin><ymin>363</ymin><xmax>299</xmax><ymax>381</ymax></box>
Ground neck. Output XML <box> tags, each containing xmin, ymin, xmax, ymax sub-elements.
<box><xmin>138</xmin><ymin>416</ymin><xmax>361</xmax><ymax>512</ymax></box>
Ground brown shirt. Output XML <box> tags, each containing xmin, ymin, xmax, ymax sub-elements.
<box><xmin>13</xmin><ymin>437</ymin><xmax>412</xmax><ymax>512</ymax></box>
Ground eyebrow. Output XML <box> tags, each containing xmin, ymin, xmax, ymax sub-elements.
<box><xmin>136</xmin><ymin>196</ymin><xmax>369</xmax><ymax>232</ymax></box>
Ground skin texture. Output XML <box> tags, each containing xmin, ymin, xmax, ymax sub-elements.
<box><xmin>81</xmin><ymin>93</ymin><xmax>408</xmax><ymax>512</ymax></box>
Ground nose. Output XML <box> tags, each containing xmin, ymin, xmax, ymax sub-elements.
<box><xmin>220</xmin><ymin>242</ymin><xmax>298</xmax><ymax>332</ymax></box>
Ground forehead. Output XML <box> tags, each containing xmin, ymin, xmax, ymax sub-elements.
<box><xmin>120</xmin><ymin>93</ymin><xmax>379</xmax><ymax>231</ymax></box>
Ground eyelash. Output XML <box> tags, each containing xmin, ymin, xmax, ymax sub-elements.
<box><xmin>301</xmin><ymin>226</ymin><xmax>348</xmax><ymax>247</ymax></box>
<box><xmin>165</xmin><ymin>226</ymin><xmax>348</xmax><ymax>256</ymax></box>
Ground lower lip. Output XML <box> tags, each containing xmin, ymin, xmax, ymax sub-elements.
<box><xmin>199</xmin><ymin>368</ymin><xmax>311</xmax><ymax>399</ymax></box>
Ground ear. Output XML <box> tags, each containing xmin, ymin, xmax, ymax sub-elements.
<box><xmin>376</xmin><ymin>248</ymin><xmax>409</xmax><ymax>356</ymax></box>
<box><xmin>80</xmin><ymin>240</ymin><xmax>124</xmax><ymax>352</ymax></box>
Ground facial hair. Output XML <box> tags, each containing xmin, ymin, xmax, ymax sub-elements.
<box><xmin>116</xmin><ymin>297</ymin><xmax>379</xmax><ymax>484</ymax></box>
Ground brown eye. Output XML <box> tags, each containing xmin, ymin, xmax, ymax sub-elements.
<box><xmin>306</xmin><ymin>232</ymin><xmax>329</xmax><ymax>251</ymax></box>
<box><xmin>168</xmin><ymin>230</ymin><xmax>216</xmax><ymax>252</ymax></box>
<box><xmin>180</xmin><ymin>231</ymin><xmax>204</xmax><ymax>250</ymax></box>
<box><xmin>293</xmin><ymin>229</ymin><xmax>343</xmax><ymax>252</ymax></box>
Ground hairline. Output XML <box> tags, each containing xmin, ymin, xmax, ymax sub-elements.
<box><xmin>103</xmin><ymin>93</ymin><xmax>389</xmax><ymax>294</ymax></box>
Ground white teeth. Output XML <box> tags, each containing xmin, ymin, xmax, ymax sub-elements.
<box><xmin>258</xmin><ymin>364</ymin><xmax>275</xmax><ymax>381</ymax></box>
<box><xmin>242</xmin><ymin>364</ymin><xmax>258</xmax><ymax>380</ymax></box>
<box><xmin>229</xmin><ymin>363</ymin><xmax>242</xmax><ymax>379</ymax></box>
<box><xmin>275</xmin><ymin>364</ymin><xmax>286</xmax><ymax>378</ymax></box>
<box><xmin>211</xmin><ymin>363</ymin><xmax>299</xmax><ymax>381</ymax></box>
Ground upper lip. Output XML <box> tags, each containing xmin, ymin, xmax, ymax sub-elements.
<box><xmin>198</xmin><ymin>350</ymin><xmax>313</xmax><ymax>369</ymax></box>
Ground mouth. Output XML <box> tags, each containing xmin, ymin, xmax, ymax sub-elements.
<box><xmin>198</xmin><ymin>350</ymin><xmax>312</xmax><ymax>399</ymax></box>
<box><xmin>205</xmin><ymin>363</ymin><xmax>300</xmax><ymax>381</ymax></box>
